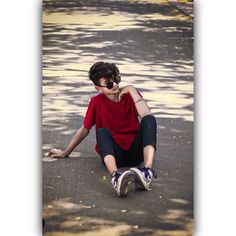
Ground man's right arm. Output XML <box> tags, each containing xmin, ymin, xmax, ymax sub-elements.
<box><xmin>48</xmin><ymin>125</ymin><xmax>90</xmax><ymax>158</ymax></box>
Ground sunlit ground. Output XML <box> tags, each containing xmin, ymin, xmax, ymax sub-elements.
<box><xmin>43</xmin><ymin>197</ymin><xmax>193</xmax><ymax>236</ymax></box>
<box><xmin>42</xmin><ymin>0</ymin><xmax>193</xmax><ymax>235</ymax></box>
<box><xmin>42</xmin><ymin>0</ymin><xmax>193</xmax><ymax>124</ymax></box>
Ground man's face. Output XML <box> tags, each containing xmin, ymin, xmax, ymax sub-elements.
<box><xmin>97</xmin><ymin>77</ymin><xmax>120</xmax><ymax>94</ymax></box>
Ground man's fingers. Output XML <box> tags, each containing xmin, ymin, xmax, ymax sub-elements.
<box><xmin>48</xmin><ymin>150</ymin><xmax>56</xmax><ymax>157</ymax></box>
<box><xmin>118</xmin><ymin>92</ymin><xmax>123</xmax><ymax>101</ymax></box>
<box><xmin>47</xmin><ymin>148</ymin><xmax>62</xmax><ymax>158</ymax></box>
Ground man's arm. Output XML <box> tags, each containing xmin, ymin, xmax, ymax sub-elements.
<box><xmin>119</xmin><ymin>85</ymin><xmax>151</xmax><ymax>118</ymax></box>
<box><xmin>48</xmin><ymin>125</ymin><xmax>90</xmax><ymax>158</ymax></box>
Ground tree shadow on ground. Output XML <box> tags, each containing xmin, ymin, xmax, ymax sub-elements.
<box><xmin>42</xmin><ymin>1</ymin><xmax>193</xmax><ymax>235</ymax></box>
<box><xmin>42</xmin><ymin>0</ymin><xmax>193</xmax><ymax>123</ymax></box>
<box><xmin>43</xmin><ymin>0</ymin><xmax>185</xmax><ymax>17</ymax></box>
<box><xmin>43</xmin><ymin>116</ymin><xmax>193</xmax><ymax>235</ymax></box>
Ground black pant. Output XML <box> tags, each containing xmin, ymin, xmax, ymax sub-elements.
<box><xmin>97</xmin><ymin>115</ymin><xmax>157</xmax><ymax>167</ymax></box>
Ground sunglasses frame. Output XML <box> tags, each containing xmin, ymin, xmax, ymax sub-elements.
<box><xmin>98</xmin><ymin>81</ymin><xmax>114</xmax><ymax>90</ymax></box>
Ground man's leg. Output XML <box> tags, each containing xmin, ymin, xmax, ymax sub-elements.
<box><xmin>143</xmin><ymin>145</ymin><xmax>155</xmax><ymax>168</ymax></box>
<box><xmin>129</xmin><ymin>114</ymin><xmax>157</xmax><ymax>167</ymax></box>
<box><xmin>129</xmin><ymin>115</ymin><xmax>157</xmax><ymax>190</ymax></box>
<box><xmin>103</xmin><ymin>155</ymin><xmax>118</xmax><ymax>175</ymax></box>
<box><xmin>97</xmin><ymin>128</ymin><xmax>135</xmax><ymax>196</ymax></box>
<box><xmin>97</xmin><ymin>128</ymin><xmax>126</xmax><ymax>171</ymax></box>
<box><xmin>142</xmin><ymin>114</ymin><xmax>157</xmax><ymax>167</ymax></box>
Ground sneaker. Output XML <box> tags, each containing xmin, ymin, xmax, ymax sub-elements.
<box><xmin>130</xmin><ymin>167</ymin><xmax>157</xmax><ymax>190</ymax></box>
<box><xmin>111</xmin><ymin>170</ymin><xmax>135</xmax><ymax>197</ymax></box>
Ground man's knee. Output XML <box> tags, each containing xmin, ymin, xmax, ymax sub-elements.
<box><xmin>141</xmin><ymin>114</ymin><xmax>157</xmax><ymax>129</ymax></box>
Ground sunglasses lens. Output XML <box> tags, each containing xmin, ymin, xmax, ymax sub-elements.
<box><xmin>107</xmin><ymin>82</ymin><xmax>113</xmax><ymax>89</ymax></box>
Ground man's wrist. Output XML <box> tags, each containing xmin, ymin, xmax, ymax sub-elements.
<box><xmin>63</xmin><ymin>150</ymin><xmax>70</xmax><ymax>158</ymax></box>
<box><xmin>135</xmin><ymin>98</ymin><xmax>144</xmax><ymax>104</ymax></box>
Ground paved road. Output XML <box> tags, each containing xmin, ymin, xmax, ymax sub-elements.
<box><xmin>42</xmin><ymin>0</ymin><xmax>193</xmax><ymax>235</ymax></box>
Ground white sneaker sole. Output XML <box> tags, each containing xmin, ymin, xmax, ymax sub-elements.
<box><xmin>117</xmin><ymin>171</ymin><xmax>135</xmax><ymax>197</ymax></box>
<box><xmin>130</xmin><ymin>168</ymin><xmax>150</xmax><ymax>190</ymax></box>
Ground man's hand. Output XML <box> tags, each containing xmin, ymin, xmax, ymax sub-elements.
<box><xmin>118</xmin><ymin>85</ymin><xmax>136</xmax><ymax>101</ymax></box>
<box><xmin>48</xmin><ymin>149</ymin><xmax>67</xmax><ymax>158</ymax></box>
<box><xmin>119</xmin><ymin>84</ymin><xmax>150</xmax><ymax>117</ymax></box>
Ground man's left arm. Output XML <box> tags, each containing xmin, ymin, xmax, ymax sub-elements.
<box><xmin>119</xmin><ymin>85</ymin><xmax>151</xmax><ymax>118</ymax></box>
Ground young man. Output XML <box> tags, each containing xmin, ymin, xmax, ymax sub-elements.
<box><xmin>48</xmin><ymin>61</ymin><xmax>157</xmax><ymax>197</ymax></box>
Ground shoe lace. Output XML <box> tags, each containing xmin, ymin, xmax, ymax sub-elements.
<box><xmin>140</xmin><ymin>167</ymin><xmax>157</xmax><ymax>180</ymax></box>
<box><xmin>111</xmin><ymin>171</ymin><xmax>121</xmax><ymax>186</ymax></box>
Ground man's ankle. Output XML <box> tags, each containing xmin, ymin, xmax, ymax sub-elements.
<box><xmin>111</xmin><ymin>170</ymin><xmax>119</xmax><ymax>178</ymax></box>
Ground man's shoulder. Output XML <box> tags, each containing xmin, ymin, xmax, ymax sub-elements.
<box><xmin>90</xmin><ymin>93</ymin><xmax>103</xmax><ymax>103</ymax></box>
<box><xmin>123</xmin><ymin>91</ymin><xmax>135</xmax><ymax>101</ymax></box>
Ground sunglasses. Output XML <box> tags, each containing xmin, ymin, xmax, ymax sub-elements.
<box><xmin>98</xmin><ymin>81</ymin><xmax>115</xmax><ymax>90</ymax></box>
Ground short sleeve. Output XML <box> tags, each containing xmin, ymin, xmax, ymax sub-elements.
<box><xmin>83</xmin><ymin>97</ymin><xmax>96</xmax><ymax>129</ymax></box>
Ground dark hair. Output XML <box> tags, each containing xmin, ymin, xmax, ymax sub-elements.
<box><xmin>88</xmin><ymin>61</ymin><xmax>121</xmax><ymax>86</ymax></box>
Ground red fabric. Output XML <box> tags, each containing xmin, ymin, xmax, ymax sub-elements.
<box><xmin>83</xmin><ymin>93</ymin><xmax>141</xmax><ymax>154</ymax></box>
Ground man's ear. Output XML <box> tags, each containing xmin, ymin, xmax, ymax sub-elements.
<box><xmin>95</xmin><ymin>86</ymin><xmax>100</xmax><ymax>91</ymax></box>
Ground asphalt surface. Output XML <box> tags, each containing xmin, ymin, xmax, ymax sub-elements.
<box><xmin>42</xmin><ymin>0</ymin><xmax>193</xmax><ymax>235</ymax></box>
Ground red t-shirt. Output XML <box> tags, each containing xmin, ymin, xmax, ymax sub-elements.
<box><xmin>83</xmin><ymin>92</ymin><xmax>140</xmax><ymax>154</ymax></box>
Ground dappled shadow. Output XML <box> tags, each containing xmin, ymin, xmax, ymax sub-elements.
<box><xmin>42</xmin><ymin>0</ymin><xmax>193</xmax><ymax>235</ymax></box>
<box><xmin>42</xmin><ymin>0</ymin><xmax>193</xmax><ymax>125</ymax></box>
<box><xmin>43</xmin><ymin>0</ymin><xmax>191</xmax><ymax>18</ymax></box>
<box><xmin>43</xmin><ymin>117</ymin><xmax>193</xmax><ymax>235</ymax></box>
<box><xmin>43</xmin><ymin>197</ymin><xmax>192</xmax><ymax>235</ymax></box>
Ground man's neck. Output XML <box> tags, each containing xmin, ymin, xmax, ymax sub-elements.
<box><xmin>104</xmin><ymin>92</ymin><xmax>119</xmax><ymax>103</ymax></box>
